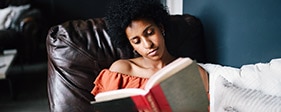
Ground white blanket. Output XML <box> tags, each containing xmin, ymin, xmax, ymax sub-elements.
<box><xmin>199</xmin><ymin>58</ymin><xmax>281</xmax><ymax>112</ymax></box>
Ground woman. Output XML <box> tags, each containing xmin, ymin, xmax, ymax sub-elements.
<box><xmin>91</xmin><ymin>0</ymin><xmax>208</xmax><ymax>96</ymax></box>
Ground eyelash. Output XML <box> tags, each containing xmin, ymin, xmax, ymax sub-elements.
<box><xmin>132</xmin><ymin>29</ymin><xmax>154</xmax><ymax>44</ymax></box>
<box><xmin>146</xmin><ymin>29</ymin><xmax>154</xmax><ymax>36</ymax></box>
<box><xmin>132</xmin><ymin>39</ymin><xmax>140</xmax><ymax>44</ymax></box>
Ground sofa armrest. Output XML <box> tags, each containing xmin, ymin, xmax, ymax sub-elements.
<box><xmin>46</xmin><ymin>18</ymin><xmax>133</xmax><ymax>111</ymax></box>
<box><xmin>14</xmin><ymin>8</ymin><xmax>41</xmax><ymax>33</ymax></box>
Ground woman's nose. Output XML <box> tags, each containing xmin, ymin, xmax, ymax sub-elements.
<box><xmin>143</xmin><ymin>38</ymin><xmax>153</xmax><ymax>49</ymax></box>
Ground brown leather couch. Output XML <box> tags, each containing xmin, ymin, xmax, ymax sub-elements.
<box><xmin>46</xmin><ymin>14</ymin><xmax>206</xmax><ymax>112</ymax></box>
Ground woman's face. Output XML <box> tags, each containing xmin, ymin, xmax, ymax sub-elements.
<box><xmin>125</xmin><ymin>19</ymin><xmax>166</xmax><ymax>60</ymax></box>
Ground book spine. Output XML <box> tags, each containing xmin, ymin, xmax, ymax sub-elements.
<box><xmin>131</xmin><ymin>92</ymin><xmax>164</xmax><ymax>112</ymax></box>
<box><xmin>145</xmin><ymin>93</ymin><xmax>161</xmax><ymax>112</ymax></box>
<box><xmin>150</xmin><ymin>84</ymin><xmax>172</xmax><ymax>112</ymax></box>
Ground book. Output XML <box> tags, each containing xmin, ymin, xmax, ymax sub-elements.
<box><xmin>91</xmin><ymin>57</ymin><xmax>209</xmax><ymax>112</ymax></box>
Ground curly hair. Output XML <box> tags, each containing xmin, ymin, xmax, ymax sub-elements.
<box><xmin>105</xmin><ymin>0</ymin><xmax>170</xmax><ymax>50</ymax></box>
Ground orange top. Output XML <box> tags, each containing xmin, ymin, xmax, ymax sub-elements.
<box><xmin>91</xmin><ymin>69</ymin><xmax>149</xmax><ymax>96</ymax></box>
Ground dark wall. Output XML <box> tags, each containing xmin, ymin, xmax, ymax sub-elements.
<box><xmin>184</xmin><ymin>0</ymin><xmax>281</xmax><ymax>67</ymax></box>
<box><xmin>28</xmin><ymin>0</ymin><xmax>109</xmax><ymax>49</ymax></box>
<box><xmin>31</xmin><ymin>0</ymin><xmax>109</xmax><ymax>28</ymax></box>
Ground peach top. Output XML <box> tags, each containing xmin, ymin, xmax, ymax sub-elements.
<box><xmin>91</xmin><ymin>69</ymin><xmax>149</xmax><ymax>96</ymax></box>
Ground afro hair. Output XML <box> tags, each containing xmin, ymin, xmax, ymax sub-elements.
<box><xmin>105</xmin><ymin>0</ymin><xmax>170</xmax><ymax>50</ymax></box>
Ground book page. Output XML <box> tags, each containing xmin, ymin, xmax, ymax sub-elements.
<box><xmin>94</xmin><ymin>88</ymin><xmax>147</xmax><ymax>102</ymax></box>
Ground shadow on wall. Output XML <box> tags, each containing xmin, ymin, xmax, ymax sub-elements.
<box><xmin>198</xmin><ymin>2</ymin><xmax>228</xmax><ymax>65</ymax></box>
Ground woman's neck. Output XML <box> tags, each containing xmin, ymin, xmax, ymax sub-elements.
<box><xmin>142</xmin><ymin>54</ymin><xmax>176</xmax><ymax>70</ymax></box>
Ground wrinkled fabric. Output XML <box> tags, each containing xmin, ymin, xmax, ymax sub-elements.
<box><xmin>91</xmin><ymin>69</ymin><xmax>148</xmax><ymax>96</ymax></box>
<box><xmin>200</xmin><ymin>58</ymin><xmax>281</xmax><ymax>112</ymax></box>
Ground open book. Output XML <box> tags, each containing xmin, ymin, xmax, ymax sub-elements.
<box><xmin>91</xmin><ymin>57</ymin><xmax>209</xmax><ymax>112</ymax></box>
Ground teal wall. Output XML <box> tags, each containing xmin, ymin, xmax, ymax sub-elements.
<box><xmin>183</xmin><ymin>0</ymin><xmax>281</xmax><ymax>67</ymax></box>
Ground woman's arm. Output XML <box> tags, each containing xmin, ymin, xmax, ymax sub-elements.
<box><xmin>198</xmin><ymin>65</ymin><xmax>209</xmax><ymax>93</ymax></box>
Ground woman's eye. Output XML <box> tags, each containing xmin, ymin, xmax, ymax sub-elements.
<box><xmin>132</xmin><ymin>38</ymin><xmax>140</xmax><ymax>44</ymax></box>
<box><xmin>147</xmin><ymin>29</ymin><xmax>154</xmax><ymax>36</ymax></box>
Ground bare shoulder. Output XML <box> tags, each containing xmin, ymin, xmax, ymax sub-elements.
<box><xmin>109</xmin><ymin>59</ymin><xmax>132</xmax><ymax>74</ymax></box>
<box><xmin>198</xmin><ymin>65</ymin><xmax>209</xmax><ymax>93</ymax></box>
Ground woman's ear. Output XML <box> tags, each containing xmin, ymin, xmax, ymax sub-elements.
<box><xmin>158</xmin><ymin>24</ymin><xmax>165</xmax><ymax>37</ymax></box>
<box><xmin>158</xmin><ymin>24</ymin><xmax>164</xmax><ymax>32</ymax></box>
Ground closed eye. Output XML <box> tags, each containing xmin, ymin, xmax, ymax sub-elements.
<box><xmin>131</xmin><ymin>37</ymin><xmax>140</xmax><ymax>44</ymax></box>
<box><xmin>144</xmin><ymin>28</ymin><xmax>154</xmax><ymax>37</ymax></box>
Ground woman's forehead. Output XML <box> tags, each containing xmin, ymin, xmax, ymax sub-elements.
<box><xmin>128</xmin><ymin>19</ymin><xmax>155</xmax><ymax>28</ymax></box>
<box><xmin>125</xmin><ymin>19</ymin><xmax>156</xmax><ymax>37</ymax></box>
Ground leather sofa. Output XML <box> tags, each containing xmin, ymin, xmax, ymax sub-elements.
<box><xmin>46</xmin><ymin>14</ymin><xmax>206</xmax><ymax>111</ymax></box>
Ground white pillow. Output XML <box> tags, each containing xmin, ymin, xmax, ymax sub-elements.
<box><xmin>0</xmin><ymin>6</ymin><xmax>12</xmax><ymax>30</ymax></box>
<box><xmin>199</xmin><ymin>58</ymin><xmax>281</xmax><ymax>112</ymax></box>
<box><xmin>215</xmin><ymin>76</ymin><xmax>281</xmax><ymax>112</ymax></box>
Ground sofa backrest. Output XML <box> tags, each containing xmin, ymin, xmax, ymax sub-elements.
<box><xmin>46</xmin><ymin>14</ymin><xmax>206</xmax><ymax>111</ymax></box>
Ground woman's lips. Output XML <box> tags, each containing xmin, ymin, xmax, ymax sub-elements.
<box><xmin>147</xmin><ymin>48</ymin><xmax>158</xmax><ymax>56</ymax></box>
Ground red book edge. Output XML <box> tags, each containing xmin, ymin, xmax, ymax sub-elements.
<box><xmin>150</xmin><ymin>84</ymin><xmax>172</xmax><ymax>112</ymax></box>
<box><xmin>131</xmin><ymin>95</ymin><xmax>153</xmax><ymax>111</ymax></box>
<box><xmin>131</xmin><ymin>84</ymin><xmax>172</xmax><ymax>112</ymax></box>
